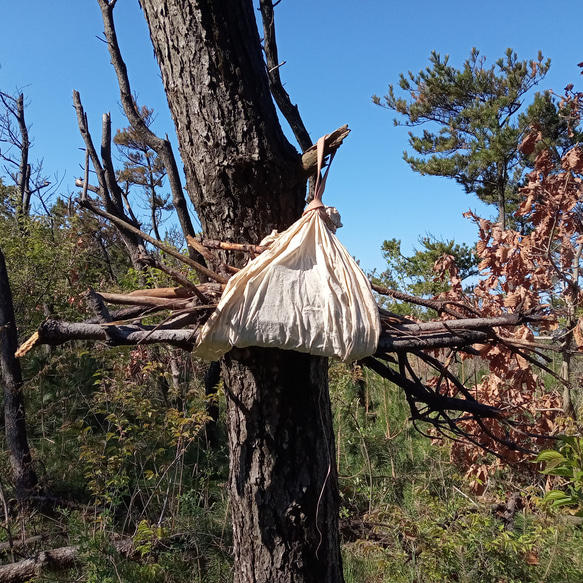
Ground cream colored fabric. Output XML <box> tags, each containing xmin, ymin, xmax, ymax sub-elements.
<box><xmin>194</xmin><ymin>209</ymin><xmax>381</xmax><ymax>362</ymax></box>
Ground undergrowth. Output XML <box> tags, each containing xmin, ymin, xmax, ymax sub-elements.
<box><xmin>0</xmin><ymin>354</ymin><xmax>581</xmax><ymax>582</ymax></box>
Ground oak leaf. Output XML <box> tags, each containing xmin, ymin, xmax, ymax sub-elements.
<box><xmin>562</xmin><ymin>145</ymin><xmax>583</xmax><ymax>173</ymax></box>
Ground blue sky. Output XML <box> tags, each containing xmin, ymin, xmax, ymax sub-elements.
<box><xmin>1</xmin><ymin>0</ymin><xmax>581</xmax><ymax>272</ymax></box>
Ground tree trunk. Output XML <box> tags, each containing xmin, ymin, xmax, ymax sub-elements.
<box><xmin>139</xmin><ymin>0</ymin><xmax>343</xmax><ymax>581</ymax></box>
<box><xmin>0</xmin><ymin>247</ymin><xmax>37</xmax><ymax>501</ymax></box>
<box><xmin>223</xmin><ymin>349</ymin><xmax>342</xmax><ymax>583</ymax></box>
<box><xmin>140</xmin><ymin>0</ymin><xmax>305</xmax><ymax>245</ymax></box>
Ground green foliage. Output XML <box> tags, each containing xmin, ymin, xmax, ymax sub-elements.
<box><xmin>0</xmin><ymin>198</ymin><xmax>131</xmax><ymax>336</ymax></box>
<box><xmin>342</xmin><ymin>497</ymin><xmax>583</xmax><ymax>583</ymax></box>
<box><xmin>14</xmin><ymin>341</ymin><xmax>232</xmax><ymax>583</ymax></box>
<box><xmin>114</xmin><ymin>105</ymin><xmax>173</xmax><ymax>241</ymax></box>
<box><xmin>371</xmin><ymin>236</ymin><xmax>478</xmax><ymax>316</ymax></box>
<box><xmin>335</xmin><ymin>364</ymin><xmax>583</xmax><ymax>583</ymax></box>
<box><xmin>374</xmin><ymin>48</ymin><xmax>578</xmax><ymax>226</ymax></box>
<box><xmin>68</xmin><ymin>346</ymin><xmax>208</xmax><ymax>514</ymax></box>
<box><xmin>537</xmin><ymin>435</ymin><xmax>583</xmax><ymax>514</ymax></box>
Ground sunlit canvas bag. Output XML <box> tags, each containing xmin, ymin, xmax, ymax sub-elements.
<box><xmin>195</xmin><ymin>137</ymin><xmax>381</xmax><ymax>362</ymax></box>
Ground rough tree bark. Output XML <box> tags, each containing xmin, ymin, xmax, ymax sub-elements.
<box><xmin>0</xmin><ymin>247</ymin><xmax>37</xmax><ymax>501</ymax></box>
<box><xmin>223</xmin><ymin>349</ymin><xmax>342</xmax><ymax>583</ymax></box>
<box><xmin>138</xmin><ymin>1</ymin><xmax>343</xmax><ymax>581</ymax></box>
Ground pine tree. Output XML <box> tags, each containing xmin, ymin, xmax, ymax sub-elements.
<box><xmin>374</xmin><ymin>48</ymin><xmax>567</xmax><ymax>229</ymax></box>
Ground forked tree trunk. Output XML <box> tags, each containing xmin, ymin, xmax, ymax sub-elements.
<box><xmin>0</xmin><ymin>247</ymin><xmax>37</xmax><ymax>501</ymax></box>
<box><xmin>139</xmin><ymin>0</ymin><xmax>343</xmax><ymax>581</ymax></box>
<box><xmin>140</xmin><ymin>0</ymin><xmax>305</xmax><ymax>243</ymax></box>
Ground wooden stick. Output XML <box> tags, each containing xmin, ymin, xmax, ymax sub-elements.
<box><xmin>139</xmin><ymin>255</ymin><xmax>208</xmax><ymax>301</ymax></box>
<box><xmin>127</xmin><ymin>287</ymin><xmax>193</xmax><ymax>299</ymax></box>
<box><xmin>78</xmin><ymin>198</ymin><xmax>228</xmax><ymax>284</ymax></box>
<box><xmin>186</xmin><ymin>236</ymin><xmax>239</xmax><ymax>275</ymax></box>
<box><xmin>98</xmin><ymin>292</ymin><xmax>197</xmax><ymax>310</ymax></box>
<box><xmin>200</xmin><ymin>237</ymin><xmax>268</xmax><ymax>256</ymax></box>
<box><xmin>301</xmin><ymin>126</ymin><xmax>351</xmax><ymax>175</ymax></box>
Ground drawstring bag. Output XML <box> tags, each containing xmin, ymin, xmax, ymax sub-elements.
<box><xmin>195</xmin><ymin>137</ymin><xmax>381</xmax><ymax>362</ymax></box>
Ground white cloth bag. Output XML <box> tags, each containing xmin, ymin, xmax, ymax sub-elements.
<box><xmin>194</xmin><ymin>138</ymin><xmax>381</xmax><ymax>362</ymax></box>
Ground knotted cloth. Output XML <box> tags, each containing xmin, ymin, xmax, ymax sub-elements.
<box><xmin>194</xmin><ymin>137</ymin><xmax>381</xmax><ymax>361</ymax></box>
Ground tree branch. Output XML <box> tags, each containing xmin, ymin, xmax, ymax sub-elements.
<box><xmin>301</xmin><ymin>126</ymin><xmax>351</xmax><ymax>176</ymax></box>
<box><xmin>77</xmin><ymin>197</ymin><xmax>227</xmax><ymax>284</ymax></box>
<box><xmin>96</xmin><ymin>0</ymin><xmax>198</xmax><ymax>250</ymax></box>
<box><xmin>73</xmin><ymin>91</ymin><xmax>146</xmax><ymax>268</ymax></box>
<box><xmin>259</xmin><ymin>0</ymin><xmax>312</xmax><ymax>152</ymax></box>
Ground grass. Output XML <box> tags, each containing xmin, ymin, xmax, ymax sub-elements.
<box><xmin>2</xmin><ymin>353</ymin><xmax>583</xmax><ymax>582</ymax></box>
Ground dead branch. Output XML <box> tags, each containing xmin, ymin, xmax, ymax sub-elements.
<box><xmin>0</xmin><ymin>531</ymin><xmax>200</xmax><ymax>583</ymax></box>
<box><xmin>377</xmin><ymin>329</ymin><xmax>491</xmax><ymax>352</ymax></box>
<box><xmin>362</xmin><ymin>356</ymin><xmax>502</xmax><ymax>420</ymax></box>
<box><xmin>77</xmin><ymin>198</ymin><xmax>227</xmax><ymax>284</ymax></box>
<box><xmin>376</xmin><ymin>311</ymin><xmax>547</xmax><ymax>353</ymax></box>
<box><xmin>491</xmin><ymin>492</ymin><xmax>524</xmax><ymax>531</ymax></box>
<box><xmin>259</xmin><ymin>0</ymin><xmax>312</xmax><ymax>152</ymax></box>
<box><xmin>301</xmin><ymin>126</ymin><xmax>351</xmax><ymax>176</ymax></box>
<box><xmin>96</xmin><ymin>0</ymin><xmax>198</xmax><ymax>251</ymax></box>
<box><xmin>73</xmin><ymin>92</ymin><xmax>146</xmax><ymax>268</ymax></box>
<box><xmin>127</xmin><ymin>287</ymin><xmax>193</xmax><ymax>299</ymax></box>
<box><xmin>85</xmin><ymin>288</ymin><xmax>112</xmax><ymax>323</ymax></box>
<box><xmin>0</xmin><ymin>545</ymin><xmax>80</xmax><ymax>583</ymax></box>
<box><xmin>17</xmin><ymin>305</ymin><xmax>544</xmax><ymax>362</ymax></box>
<box><xmin>200</xmin><ymin>237</ymin><xmax>268</xmax><ymax>257</ymax></box>
<box><xmin>186</xmin><ymin>235</ymin><xmax>239</xmax><ymax>275</ymax></box>
<box><xmin>83</xmin><ymin>304</ymin><xmax>159</xmax><ymax>326</ymax></box>
<box><xmin>138</xmin><ymin>255</ymin><xmax>208</xmax><ymax>301</ymax></box>
<box><xmin>98</xmin><ymin>292</ymin><xmax>198</xmax><ymax>310</ymax></box>
<box><xmin>372</xmin><ymin>283</ymin><xmax>479</xmax><ymax>318</ymax></box>
<box><xmin>16</xmin><ymin>320</ymin><xmax>199</xmax><ymax>356</ymax></box>
<box><xmin>384</xmin><ymin>312</ymin><xmax>543</xmax><ymax>334</ymax></box>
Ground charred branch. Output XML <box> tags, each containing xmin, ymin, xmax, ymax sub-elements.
<box><xmin>85</xmin><ymin>288</ymin><xmax>112</xmax><ymax>323</ymax></box>
<box><xmin>301</xmin><ymin>126</ymin><xmax>351</xmax><ymax>177</ymax></box>
<box><xmin>361</xmin><ymin>356</ymin><xmax>502</xmax><ymax>419</ymax></box>
<box><xmin>16</xmin><ymin>320</ymin><xmax>198</xmax><ymax>354</ymax></box>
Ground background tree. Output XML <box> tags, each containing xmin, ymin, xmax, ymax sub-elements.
<box><xmin>374</xmin><ymin>48</ymin><xmax>570</xmax><ymax>229</ymax></box>
<box><xmin>0</xmin><ymin>245</ymin><xmax>37</xmax><ymax>501</ymax></box>
<box><xmin>373</xmin><ymin>236</ymin><xmax>478</xmax><ymax>317</ymax></box>
<box><xmin>0</xmin><ymin>91</ymin><xmax>51</xmax><ymax>220</ymax></box>
<box><xmin>114</xmin><ymin>105</ymin><xmax>172</xmax><ymax>242</ymax></box>
<box><xmin>76</xmin><ymin>1</ymin><xmax>343</xmax><ymax>581</ymax></box>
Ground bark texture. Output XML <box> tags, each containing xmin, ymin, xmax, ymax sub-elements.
<box><xmin>223</xmin><ymin>349</ymin><xmax>342</xmax><ymax>583</ymax></box>
<box><xmin>0</xmin><ymin>247</ymin><xmax>37</xmax><ymax>500</ymax></box>
<box><xmin>140</xmin><ymin>0</ymin><xmax>305</xmax><ymax>249</ymax></box>
<box><xmin>138</xmin><ymin>1</ymin><xmax>343</xmax><ymax>581</ymax></box>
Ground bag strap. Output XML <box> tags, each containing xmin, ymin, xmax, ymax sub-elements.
<box><xmin>303</xmin><ymin>136</ymin><xmax>336</xmax><ymax>214</ymax></box>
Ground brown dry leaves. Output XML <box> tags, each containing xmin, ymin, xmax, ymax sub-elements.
<box><xmin>428</xmin><ymin>100</ymin><xmax>583</xmax><ymax>489</ymax></box>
